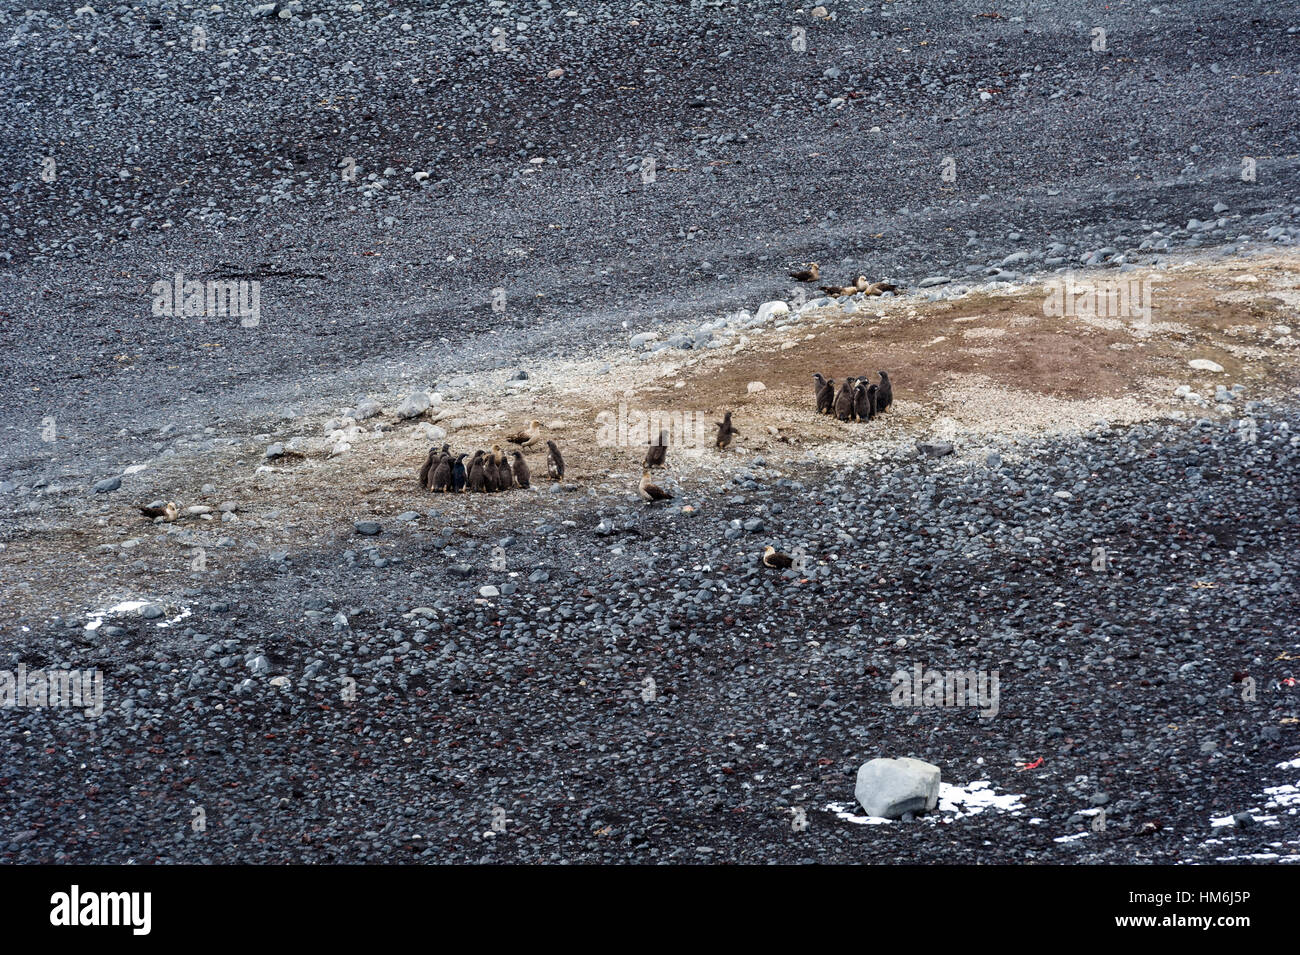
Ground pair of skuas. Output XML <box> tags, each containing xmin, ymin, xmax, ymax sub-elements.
<box><xmin>814</xmin><ymin>371</ymin><xmax>892</xmax><ymax>422</ymax></box>
<box><xmin>821</xmin><ymin>275</ymin><xmax>901</xmax><ymax>297</ymax></box>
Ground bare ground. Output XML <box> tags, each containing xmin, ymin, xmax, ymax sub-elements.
<box><xmin>3</xmin><ymin>251</ymin><xmax>1299</xmax><ymax>629</ymax></box>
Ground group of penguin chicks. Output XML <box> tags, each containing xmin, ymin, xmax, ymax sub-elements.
<box><xmin>417</xmin><ymin>419</ymin><xmax>565</xmax><ymax>493</ymax></box>
<box><xmin>814</xmin><ymin>371</ymin><xmax>893</xmax><ymax>422</ymax></box>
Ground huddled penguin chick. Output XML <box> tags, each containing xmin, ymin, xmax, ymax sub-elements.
<box><xmin>451</xmin><ymin>453</ymin><xmax>468</xmax><ymax>493</ymax></box>
<box><xmin>483</xmin><ymin>454</ymin><xmax>500</xmax><ymax>492</ymax></box>
<box><xmin>139</xmin><ymin>501</ymin><xmax>179</xmax><ymax>522</ymax></box>
<box><xmin>467</xmin><ymin>451</ymin><xmax>486</xmax><ymax>492</ymax></box>
<box><xmin>715</xmin><ymin>411</ymin><xmax>738</xmax><ymax>450</ymax></box>
<box><xmin>417</xmin><ymin>449</ymin><xmax>437</xmax><ymax>489</ymax></box>
<box><xmin>512</xmin><ymin>450</ymin><xmax>531</xmax><ymax>488</ymax></box>
<box><xmin>762</xmin><ymin>545</ymin><xmax>795</xmax><ymax>569</ymax></box>
<box><xmin>833</xmin><ymin>381</ymin><xmax>855</xmax><ymax>421</ymax></box>
<box><xmin>852</xmin><ymin>381</ymin><xmax>869</xmax><ymax>421</ymax></box>
<box><xmin>789</xmin><ymin>262</ymin><xmax>820</xmax><ymax>282</ymax></box>
<box><xmin>498</xmin><ymin>454</ymin><xmax>514</xmax><ymax>491</ymax></box>
<box><xmin>431</xmin><ymin>454</ymin><xmax>452</xmax><ymax>492</ymax></box>
<box><xmin>546</xmin><ymin>440</ymin><xmax>565</xmax><ymax>480</ymax></box>
<box><xmin>638</xmin><ymin>470</ymin><xmax>673</xmax><ymax>503</ymax></box>
<box><xmin>876</xmin><ymin>370</ymin><xmax>893</xmax><ymax>412</ymax></box>
<box><xmin>506</xmin><ymin>419</ymin><xmax>542</xmax><ymax>449</ymax></box>
<box><xmin>813</xmin><ymin>373</ymin><xmax>835</xmax><ymax>415</ymax></box>
<box><xmin>643</xmin><ymin>428</ymin><xmax>668</xmax><ymax>468</ymax></box>
<box><xmin>854</xmin><ymin>379</ymin><xmax>881</xmax><ymax>422</ymax></box>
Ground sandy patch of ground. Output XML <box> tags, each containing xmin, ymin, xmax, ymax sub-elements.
<box><xmin>3</xmin><ymin>253</ymin><xmax>1299</xmax><ymax>626</ymax></box>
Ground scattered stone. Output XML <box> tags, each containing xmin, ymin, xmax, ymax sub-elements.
<box><xmin>917</xmin><ymin>440</ymin><xmax>955</xmax><ymax>458</ymax></box>
<box><xmin>396</xmin><ymin>392</ymin><xmax>431</xmax><ymax>419</ymax></box>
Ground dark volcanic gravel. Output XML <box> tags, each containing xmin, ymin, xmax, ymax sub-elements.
<box><xmin>3</xmin><ymin>407</ymin><xmax>1298</xmax><ymax>863</ymax></box>
<box><xmin>3</xmin><ymin>1</ymin><xmax>1299</xmax><ymax>451</ymax></box>
<box><xmin>2</xmin><ymin>2</ymin><xmax>1299</xmax><ymax>865</ymax></box>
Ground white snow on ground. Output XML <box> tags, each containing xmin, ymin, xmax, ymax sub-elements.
<box><xmin>84</xmin><ymin>600</ymin><xmax>149</xmax><ymax>630</ymax></box>
<box><xmin>1052</xmin><ymin>806</ymin><xmax>1103</xmax><ymax>844</ymax></box>
<box><xmin>1206</xmin><ymin>757</ymin><xmax>1300</xmax><ymax>862</ymax></box>
<box><xmin>826</xmin><ymin>780</ymin><xmax>1025</xmax><ymax>825</ymax></box>
<box><xmin>84</xmin><ymin>600</ymin><xmax>190</xmax><ymax>630</ymax></box>
<box><xmin>940</xmin><ymin>780</ymin><xmax>1027</xmax><ymax>817</ymax></box>
<box><xmin>156</xmin><ymin>607</ymin><xmax>191</xmax><ymax>629</ymax></box>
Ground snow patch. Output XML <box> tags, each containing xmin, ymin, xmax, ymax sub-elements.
<box><xmin>826</xmin><ymin>780</ymin><xmax>1025</xmax><ymax>825</ymax></box>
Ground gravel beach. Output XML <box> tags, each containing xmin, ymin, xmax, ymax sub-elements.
<box><xmin>2</xmin><ymin>1</ymin><xmax>1299</xmax><ymax>865</ymax></box>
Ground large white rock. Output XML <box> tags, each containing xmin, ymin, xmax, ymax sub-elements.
<box><xmin>755</xmin><ymin>301</ymin><xmax>790</xmax><ymax>324</ymax></box>
<box><xmin>854</xmin><ymin>757</ymin><xmax>941</xmax><ymax>819</ymax></box>
<box><xmin>1189</xmin><ymin>359</ymin><xmax>1224</xmax><ymax>373</ymax></box>
<box><xmin>396</xmin><ymin>391</ymin><xmax>431</xmax><ymax>419</ymax></box>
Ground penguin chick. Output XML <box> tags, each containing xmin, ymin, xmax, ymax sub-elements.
<box><xmin>813</xmin><ymin>373</ymin><xmax>834</xmax><ymax>415</ymax></box>
<box><xmin>715</xmin><ymin>411</ymin><xmax>738</xmax><ymax>450</ymax></box>
<box><xmin>546</xmin><ymin>440</ymin><xmax>565</xmax><ymax>480</ymax></box>
<box><xmin>512</xmin><ymin>450</ymin><xmax>531</xmax><ymax>488</ymax></box>
<box><xmin>643</xmin><ymin>429</ymin><xmax>668</xmax><ymax>469</ymax></box>
<box><xmin>853</xmin><ymin>381</ymin><xmax>874</xmax><ymax>422</ymax></box>
<box><xmin>451</xmin><ymin>453</ymin><xmax>468</xmax><ymax>492</ymax></box>
<box><xmin>430</xmin><ymin>454</ymin><xmax>452</xmax><ymax>492</ymax></box>
<box><xmin>833</xmin><ymin>382</ymin><xmax>855</xmax><ymax>421</ymax></box>
<box><xmin>417</xmin><ymin>449</ymin><xmax>437</xmax><ymax>489</ymax></box>
<box><xmin>467</xmin><ymin>451</ymin><xmax>486</xmax><ymax>492</ymax></box>
<box><xmin>877</xmin><ymin>370</ymin><xmax>893</xmax><ymax>412</ymax></box>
